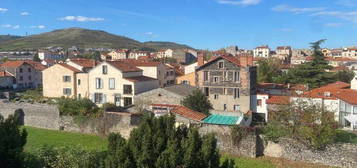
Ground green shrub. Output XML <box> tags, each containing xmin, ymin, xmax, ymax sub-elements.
<box><xmin>262</xmin><ymin>122</ymin><xmax>289</xmax><ymax>142</ymax></box>
<box><xmin>57</xmin><ymin>97</ymin><xmax>102</xmax><ymax>117</ymax></box>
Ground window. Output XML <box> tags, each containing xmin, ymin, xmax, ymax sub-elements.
<box><xmin>78</xmin><ymin>94</ymin><xmax>81</xmax><ymax>99</ymax></box>
<box><xmin>204</xmin><ymin>87</ymin><xmax>209</xmax><ymax>96</ymax></box>
<box><xmin>124</xmin><ymin>97</ymin><xmax>132</xmax><ymax>106</ymax></box>
<box><xmin>19</xmin><ymin>76</ymin><xmax>23</xmax><ymax>81</ymax></box>
<box><xmin>257</xmin><ymin>99</ymin><xmax>262</xmax><ymax>106</ymax></box>
<box><xmin>63</xmin><ymin>88</ymin><xmax>72</xmax><ymax>95</ymax></box>
<box><xmin>354</xmin><ymin>106</ymin><xmax>357</xmax><ymax>114</ymax></box>
<box><xmin>96</xmin><ymin>78</ymin><xmax>103</xmax><ymax>89</ymax></box>
<box><xmin>28</xmin><ymin>75</ymin><xmax>31</xmax><ymax>80</ymax></box>
<box><xmin>204</xmin><ymin>71</ymin><xmax>208</xmax><ymax>81</ymax></box>
<box><xmin>94</xmin><ymin>93</ymin><xmax>103</xmax><ymax>104</ymax></box>
<box><xmin>234</xmin><ymin>71</ymin><xmax>240</xmax><ymax>82</ymax></box>
<box><xmin>214</xmin><ymin>94</ymin><xmax>219</xmax><ymax>99</ymax></box>
<box><xmin>63</xmin><ymin>76</ymin><xmax>71</xmax><ymax>82</ymax></box>
<box><xmin>214</xmin><ymin>77</ymin><xmax>219</xmax><ymax>83</ymax></box>
<box><xmin>346</xmin><ymin>103</ymin><xmax>352</xmax><ymax>113</ymax></box>
<box><xmin>19</xmin><ymin>68</ymin><xmax>23</xmax><ymax>73</ymax></box>
<box><xmin>28</xmin><ymin>68</ymin><xmax>31</xmax><ymax>72</ymax></box>
<box><xmin>218</xmin><ymin>61</ymin><xmax>224</xmax><ymax>68</ymax></box>
<box><xmin>234</xmin><ymin>88</ymin><xmax>240</xmax><ymax>99</ymax></box>
<box><xmin>109</xmin><ymin>78</ymin><xmax>115</xmax><ymax>90</ymax></box>
<box><xmin>123</xmin><ymin>85</ymin><xmax>133</xmax><ymax>94</ymax></box>
<box><xmin>223</xmin><ymin>88</ymin><xmax>227</xmax><ymax>95</ymax></box>
<box><xmin>234</xmin><ymin>105</ymin><xmax>240</xmax><ymax>111</ymax></box>
<box><xmin>78</xmin><ymin>79</ymin><xmax>81</xmax><ymax>85</ymax></box>
<box><xmin>182</xmin><ymin>80</ymin><xmax>190</xmax><ymax>85</ymax></box>
<box><xmin>223</xmin><ymin>104</ymin><xmax>227</xmax><ymax>111</ymax></box>
<box><xmin>102</xmin><ymin>65</ymin><xmax>108</xmax><ymax>74</ymax></box>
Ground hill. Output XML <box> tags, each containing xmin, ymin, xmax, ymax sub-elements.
<box><xmin>0</xmin><ymin>28</ymin><xmax>193</xmax><ymax>51</ymax></box>
<box><xmin>0</xmin><ymin>35</ymin><xmax>22</xmax><ymax>43</ymax></box>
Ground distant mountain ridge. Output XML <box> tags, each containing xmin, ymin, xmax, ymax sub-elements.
<box><xmin>0</xmin><ymin>28</ymin><xmax>193</xmax><ymax>51</ymax></box>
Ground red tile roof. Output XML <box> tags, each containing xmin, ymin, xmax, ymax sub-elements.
<box><xmin>25</xmin><ymin>60</ymin><xmax>47</xmax><ymax>71</ymax></box>
<box><xmin>0</xmin><ymin>60</ymin><xmax>46</xmax><ymax>71</ymax></box>
<box><xmin>266</xmin><ymin>96</ymin><xmax>290</xmax><ymax>105</ymax></box>
<box><xmin>0</xmin><ymin>60</ymin><xmax>27</xmax><ymax>68</ymax></box>
<box><xmin>0</xmin><ymin>70</ymin><xmax>13</xmax><ymax>77</ymax></box>
<box><xmin>171</xmin><ymin>106</ymin><xmax>207</xmax><ymax>121</ymax></box>
<box><xmin>124</xmin><ymin>76</ymin><xmax>157</xmax><ymax>82</ymax></box>
<box><xmin>58</xmin><ymin>63</ymin><xmax>82</xmax><ymax>73</ymax></box>
<box><xmin>69</xmin><ymin>58</ymin><xmax>98</xmax><ymax>68</ymax></box>
<box><xmin>116</xmin><ymin>59</ymin><xmax>161</xmax><ymax>67</ymax></box>
<box><xmin>197</xmin><ymin>54</ymin><xmax>241</xmax><ymax>70</ymax></box>
<box><xmin>107</xmin><ymin>61</ymin><xmax>143</xmax><ymax>72</ymax></box>
<box><xmin>334</xmin><ymin>89</ymin><xmax>357</xmax><ymax>105</ymax></box>
<box><xmin>301</xmin><ymin>81</ymin><xmax>350</xmax><ymax>99</ymax></box>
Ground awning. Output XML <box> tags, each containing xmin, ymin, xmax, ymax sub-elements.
<box><xmin>344</xmin><ymin>115</ymin><xmax>357</xmax><ymax>125</ymax></box>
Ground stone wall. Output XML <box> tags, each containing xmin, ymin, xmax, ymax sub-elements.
<box><xmin>0</xmin><ymin>100</ymin><xmax>60</xmax><ymax>129</ymax></box>
<box><xmin>198</xmin><ymin>124</ymin><xmax>258</xmax><ymax>158</ymax></box>
<box><xmin>263</xmin><ymin>137</ymin><xmax>357</xmax><ymax>168</ymax></box>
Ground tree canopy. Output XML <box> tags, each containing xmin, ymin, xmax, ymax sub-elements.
<box><xmin>181</xmin><ymin>89</ymin><xmax>213</xmax><ymax>115</ymax></box>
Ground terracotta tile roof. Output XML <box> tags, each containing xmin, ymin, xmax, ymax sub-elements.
<box><xmin>116</xmin><ymin>59</ymin><xmax>161</xmax><ymax>67</ymax></box>
<box><xmin>25</xmin><ymin>60</ymin><xmax>47</xmax><ymax>71</ymax></box>
<box><xmin>334</xmin><ymin>89</ymin><xmax>357</xmax><ymax>105</ymax></box>
<box><xmin>0</xmin><ymin>60</ymin><xmax>46</xmax><ymax>71</ymax></box>
<box><xmin>301</xmin><ymin>81</ymin><xmax>350</xmax><ymax>99</ymax></box>
<box><xmin>197</xmin><ymin>54</ymin><xmax>241</xmax><ymax>70</ymax></box>
<box><xmin>58</xmin><ymin>63</ymin><xmax>82</xmax><ymax>73</ymax></box>
<box><xmin>305</xmin><ymin>56</ymin><xmax>357</xmax><ymax>62</ymax></box>
<box><xmin>0</xmin><ymin>70</ymin><xmax>13</xmax><ymax>77</ymax></box>
<box><xmin>266</xmin><ymin>96</ymin><xmax>290</xmax><ymax>105</ymax></box>
<box><xmin>171</xmin><ymin>106</ymin><xmax>207</xmax><ymax>121</ymax></box>
<box><xmin>69</xmin><ymin>58</ymin><xmax>98</xmax><ymax>68</ymax></box>
<box><xmin>107</xmin><ymin>61</ymin><xmax>143</xmax><ymax>72</ymax></box>
<box><xmin>124</xmin><ymin>76</ymin><xmax>157</xmax><ymax>82</ymax></box>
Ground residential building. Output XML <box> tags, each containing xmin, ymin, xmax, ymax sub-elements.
<box><xmin>157</xmin><ymin>49</ymin><xmax>173</xmax><ymax>58</ymax></box>
<box><xmin>275</xmin><ymin>46</ymin><xmax>292</xmax><ymax>63</ymax></box>
<box><xmin>172</xmin><ymin>49</ymin><xmax>197</xmax><ymax>64</ymax></box>
<box><xmin>195</xmin><ymin>54</ymin><xmax>257</xmax><ymax>114</ymax></box>
<box><xmin>88</xmin><ymin>61</ymin><xmax>159</xmax><ymax>106</ymax></box>
<box><xmin>0</xmin><ymin>60</ymin><xmax>45</xmax><ymax>89</ymax></box>
<box><xmin>115</xmin><ymin>59</ymin><xmax>176</xmax><ymax>87</ymax></box>
<box><xmin>253</xmin><ymin>45</ymin><xmax>270</xmax><ymax>58</ymax></box>
<box><xmin>342</xmin><ymin>47</ymin><xmax>357</xmax><ymax>58</ymax></box>
<box><xmin>43</xmin><ymin>63</ymin><xmax>83</xmax><ymax>98</ymax></box>
<box><xmin>0</xmin><ymin>70</ymin><xmax>15</xmax><ymax>89</ymax></box>
<box><xmin>128</xmin><ymin>51</ymin><xmax>150</xmax><ymax>59</ymax></box>
<box><xmin>38</xmin><ymin>51</ymin><xmax>65</xmax><ymax>60</ymax></box>
<box><xmin>66</xmin><ymin>58</ymin><xmax>98</xmax><ymax>72</ymax></box>
<box><xmin>225</xmin><ymin>46</ymin><xmax>239</xmax><ymax>55</ymax></box>
<box><xmin>107</xmin><ymin>49</ymin><xmax>130</xmax><ymax>60</ymax></box>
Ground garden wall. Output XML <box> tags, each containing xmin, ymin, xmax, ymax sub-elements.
<box><xmin>198</xmin><ymin>124</ymin><xmax>259</xmax><ymax>158</ymax></box>
<box><xmin>263</xmin><ymin>137</ymin><xmax>357</xmax><ymax>168</ymax></box>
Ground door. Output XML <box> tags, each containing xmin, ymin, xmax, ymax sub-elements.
<box><xmin>114</xmin><ymin>94</ymin><xmax>121</xmax><ymax>106</ymax></box>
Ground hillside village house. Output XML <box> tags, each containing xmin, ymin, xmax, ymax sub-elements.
<box><xmin>176</xmin><ymin>52</ymin><xmax>207</xmax><ymax>86</ymax></box>
<box><xmin>291</xmin><ymin>80</ymin><xmax>357</xmax><ymax>130</ymax></box>
<box><xmin>38</xmin><ymin>51</ymin><xmax>65</xmax><ymax>60</ymax></box>
<box><xmin>157</xmin><ymin>49</ymin><xmax>174</xmax><ymax>58</ymax></box>
<box><xmin>342</xmin><ymin>47</ymin><xmax>357</xmax><ymax>58</ymax></box>
<box><xmin>66</xmin><ymin>58</ymin><xmax>98</xmax><ymax>72</ymax></box>
<box><xmin>0</xmin><ymin>70</ymin><xmax>15</xmax><ymax>89</ymax></box>
<box><xmin>128</xmin><ymin>51</ymin><xmax>150</xmax><ymax>59</ymax></box>
<box><xmin>115</xmin><ymin>59</ymin><xmax>175</xmax><ymax>87</ymax></box>
<box><xmin>253</xmin><ymin>45</ymin><xmax>270</xmax><ymax>58</ymax></box>
<box><xmin>107</xmin><ymin>49</ymin><xmax>130</xmax><ymax>60</ymax></box>
<box><xmin>274</xmin><ymin>46</ymin><xmax>292</xmax><ymax>62</ymax></box>
<box><xmin>0</xmin><ymin>60</ymin><xmax>46</xmax><ymax>89</ymax></box>
<box><xmin>195</xmin><ymin>54</ymin><xmax>257</xmax><ymax>115</ymax></box>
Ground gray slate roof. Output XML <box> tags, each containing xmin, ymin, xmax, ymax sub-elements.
<box><xmin>163</xmin><ymin>84</ymin><xmax>197</xmax><ymax>97</ymax></box>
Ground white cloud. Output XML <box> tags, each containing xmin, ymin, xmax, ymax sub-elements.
<box><xmin>0</xmin><ymin>8</ymin><xmax>8</xmax><ymax>13</ymax></box>
<box><xmin>145</xmin><ymin>32</ymin><xmax>153</xmax><ymax>35</ymax></box>
<box><xmin>279</xmin><ymin>28</ymin><xmax>294</xmax><ymax>32</ymax></box>
<box><xmin>59</xmin><ymin>16</ymin><xmax>104</xmax><ymax>22</ymax></box>
<box><xmin>324</xmin><ymin>23</ymin><xmax>343</xmax><ymax>27</ymax></box>
<box><xmin>216</xmin><ymin>0</ymin><xmax>261</xmax><ymax>6</ymax></box>
<box><xmin>1</xmin><ymin>24</ymin><xmax>20</xmax><ymax>29</ymax></box>
<box><xmin>20</xmin><ymin>12</ymin><xmax>30</xmax><ymax>16</ymax></box>
<box><xmin>312</xmin><ymin>11</ymin><xmax>357</xmax><ymax>23</ymax></box>
<box><xmin>30</xmin><ymin>25</ymin><xmax>46</xmax><ymax>29</ymax></box>
<box><xmin>272</xmin><ymin>5</ymin><xmax>325</xmax><ymax>14</ymax></box>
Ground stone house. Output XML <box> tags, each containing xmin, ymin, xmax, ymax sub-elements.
<box><xmin>195</xmin><ymin>55</ymin><xmax>257</xmax><ymax>114</ymax></box>
<box><xmin>0</xmin><ymin>60</ymin><xmax>45</xmax><ymax>89</ymax></box>
<box><xmin>253</xmin><ymin>45</ymin><xmax>270</xmax><ymax>58</ymax></box>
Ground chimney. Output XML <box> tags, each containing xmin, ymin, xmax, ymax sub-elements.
<box><xmin>239</xmin><ymin>55</ymin><xmax>248</xmax><ymax>67</ymax></box>
<box><xmin>197</xmin><ymin>52</ymin><xmax>205</xmax><ymax>66</ymax></box>
<box><xmin>247</xmin><ymin>55</ymin><xmax>253</xmax><ymax>66</ymax></box>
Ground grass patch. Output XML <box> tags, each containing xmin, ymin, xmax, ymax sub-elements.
<box><xmin>335</xmin><ymin>130</ymin><xmax>357</xmax><ymax>144</ymax></box>
<box><xmin>222</xmin><ymin>155</ymin><xmax>275</xmax><ymax>168</ymax></box>
<box><xmin>24</xmin><ymin>126</ymin><xmax>107</xmax><ymax>153</ymax></box>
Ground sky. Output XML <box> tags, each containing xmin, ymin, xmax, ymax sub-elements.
<box><xmin>1</xmin><ymin>0</ymin><xmax>357</xmax><ymax>50</ymax></box>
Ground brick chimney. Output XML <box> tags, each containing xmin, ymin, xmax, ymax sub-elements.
<box><xmin>197</xmin><ymin>52</ymin><xmax>205</xmax><ymax>66</ymax></box>
<box><xmin>238</xmin><ymin>53</ymin><xmax>253</xmax><ymax>67</ymax></box>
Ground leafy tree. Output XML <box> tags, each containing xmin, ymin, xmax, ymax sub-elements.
<box><xmin>257</xmin><ymin>58</ymin><xmax>283</xmax><ymax>83</ymax></box>
<box><xmin>57</xmin><ymin>97</ymin><xmax>101</xmax><ymax>117</ymax></box>
<box><xmin>0</xmin><ymin>114</ymin><xmax>27</xmax><ymax>168</ymax></box>
<box><xmin>181</xmin><ymin>89</ymin><xmax>213</xmax><ymax>115</ymax></box>
<box><xmin>333</xmin><ymin>70</ymin><xmax>355</xmax><ymax>83</ymax></box>
<box><xmin>33</xmin><ymin>53</ymin><xmax>41</xmax><ymax>62</ymax></box>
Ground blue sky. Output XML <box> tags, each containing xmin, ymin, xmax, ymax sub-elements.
<box><xmin>1</xmin><ymin>0</ymin><xmax>357</xmax><ymax>50</ymax></box>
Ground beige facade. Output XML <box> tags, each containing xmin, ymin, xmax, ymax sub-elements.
<box><xmin>43</xmin><ymin>64</ymin><xmax>78</xmax><ymax>98</ymax></box>
<box><xmin>157</xmin><ymin>49</ymin><xmax>173</xmax><ymax>58</ymax></box>
<box><xmin>107</xmin><ymin>50</ymin><xmax>129</xmax><ymax>60</ymax></box>
<box><xmin>253</xmin><ymin>46</ymin><xmax>270</xmax><ymax>58</ymax></box>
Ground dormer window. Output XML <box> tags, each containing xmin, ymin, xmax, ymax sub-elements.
<box><xmin>102</xmin><ymin>65</ymin><xmax>108</xmax><ymax>74</ymax></box>
<box><xmin>218</xmin><ymin>61</ymin><xmax>224</xmax><ymax>69</ymax></box>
